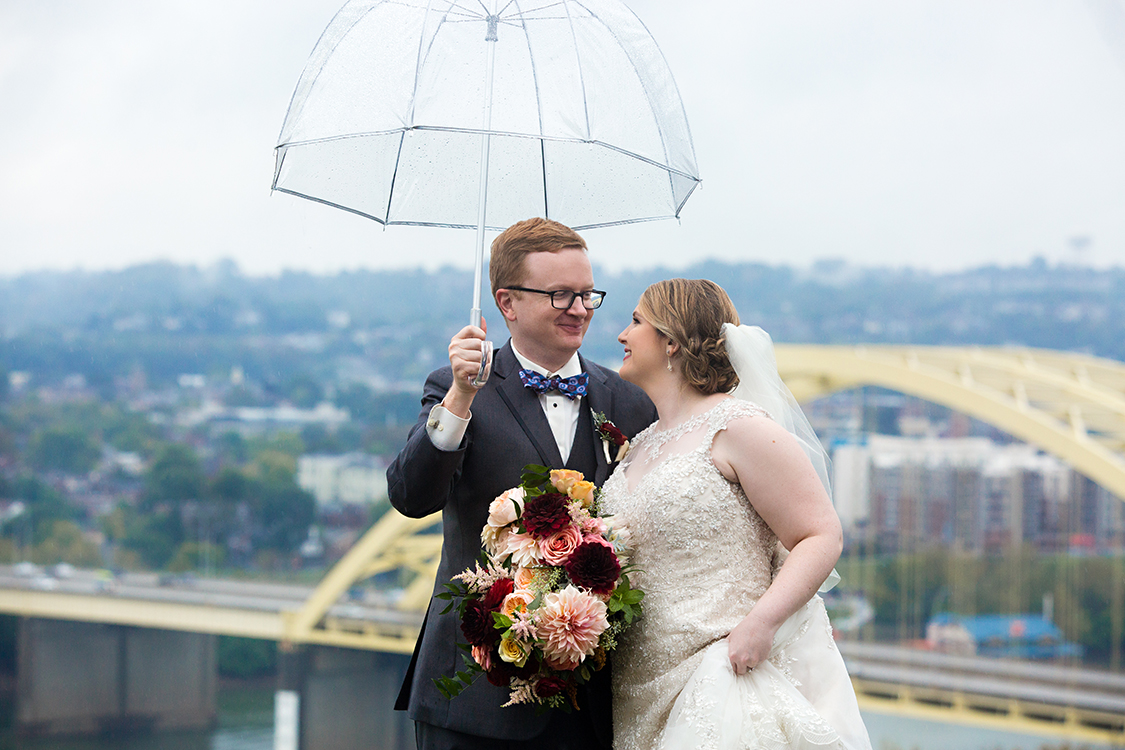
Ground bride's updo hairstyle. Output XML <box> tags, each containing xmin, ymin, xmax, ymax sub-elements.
<box><xmin>637</xmin><ymin>279</ymin><xmax>740</xmax><ymax>395</ymax></box>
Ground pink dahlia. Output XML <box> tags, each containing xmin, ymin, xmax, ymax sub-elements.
<box><xmin>503</xmin><ymin>530</ymin><xmax>542</xmax><ymax>568</ymax></box>
<box><xmin>537</xmin><ymin>585</ymin><xmax>608</xmax><ymax>669</ymax></box>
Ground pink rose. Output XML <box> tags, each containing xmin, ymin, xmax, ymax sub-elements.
<box><xmin>539</xmin><ymin>524</ymin><xmax>583</xmax><ymax>566</ymax></box>
<box><xmin>582</xmin><ymin>533</ymin><xmax>615</xmax><ymax>550</ymax></box>
<box><xmin>471</xmin><ymin>644</ymin><xmax>493</xmax><ymax>671</ymax></box>
<box><xmin>581</xmin><ymin>516</ymin><xmax>608</xmax><ymax>537</ymax></box>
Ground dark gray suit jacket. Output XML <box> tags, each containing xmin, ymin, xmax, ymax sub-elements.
<box><xmin>387</xmin><ymin>341</ymin><xmax>656</xmax><ymax>742</ymax></box>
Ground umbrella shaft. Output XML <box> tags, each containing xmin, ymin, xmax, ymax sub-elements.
<box><xmin>471</xmin><ymin>19</ymin><xmax>498</xmax><ymax>328</ymax></box>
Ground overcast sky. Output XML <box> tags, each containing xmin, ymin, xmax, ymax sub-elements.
<box><xmin>2</xmin><ymin>1</ymin><xmax>1125</xmax><ymax>277</ymax></box>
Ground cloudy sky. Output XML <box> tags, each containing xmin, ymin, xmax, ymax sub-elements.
<box><xmin>2</xmin><ymin>1</ymin><xmax>1124</xmax><ymax>277</ymax></box>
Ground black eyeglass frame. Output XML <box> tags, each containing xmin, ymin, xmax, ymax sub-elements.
<box><xmin>504</xmin><ymin>286</ymin><xmax>607</xmax><ymax>310</ymax></box>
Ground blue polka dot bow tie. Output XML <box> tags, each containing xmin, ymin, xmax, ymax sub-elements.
<box><xmin>519</xmin><ymin>369</ymin><xmax>589</xmax><ymax>399</ymax></box>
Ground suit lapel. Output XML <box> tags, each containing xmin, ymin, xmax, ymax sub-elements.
<box><xmin>581</xmin><ymin>356</ymin><xmax>615</xmax><ymax>486</ymax></box>
<box><xmin>494</xmin><ymin>343</ymin><xmax>565</xmax><ymax>468</ymax></box>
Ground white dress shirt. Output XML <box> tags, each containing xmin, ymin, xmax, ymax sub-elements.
<box><xmin>426</xmin><ymin>343</ymin><xmax>584</xmax><ymax>463</ymax></box>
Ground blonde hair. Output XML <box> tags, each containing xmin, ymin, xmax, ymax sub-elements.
<box><xmin>637</xmin><ymin>279</ymin><xmax>740</xmax><ymax>395</ymax></box>
<box><xmin>489</xmin><ymin>218</ymin><xmax>587</xmax><ymax>298</ymax></box>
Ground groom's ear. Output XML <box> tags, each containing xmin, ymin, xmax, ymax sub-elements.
<box><xmin>496</xmin><ymin>289</ymin><xmax>518</xmax><ymax>322</ymax></box>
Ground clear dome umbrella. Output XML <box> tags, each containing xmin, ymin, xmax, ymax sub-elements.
<box><xmin>273</xmin><ymin>0</ymin><xmax>701</xmax><ymax>384</ymax></box>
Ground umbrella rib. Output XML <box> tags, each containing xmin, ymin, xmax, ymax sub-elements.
<box><xmin>573</xmin><ymin>0</ymin><xmax>695</xmax><ymax>204</ymax></box>
<box><xmin>511</xmin><ymin>0</ymin><xmax>551</xmax><ymax>218</ymax></box>
<box><xmin>561</xmin><ymin>1</ymin><xmax>593</xmax><ymax>141</ymax></box>
<box><xmin>385</xmin><ymin>130</ymin><xmax>408</xmax><ymax>224</ymax></box>
<box><xmin>276</xmin><ymin>2</ymin><xmax>378</xmax><ymax>147</ymax></box>
<box><xmin>274</xmin><ymin>187</ymin><xmax>388</xmax><ymax>225</ymax></box>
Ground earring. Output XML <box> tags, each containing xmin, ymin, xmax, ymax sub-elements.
<box><xmin>666</xmin><ymin>350</ymin><xmax>674</xmax><ymax>372</ymax></box>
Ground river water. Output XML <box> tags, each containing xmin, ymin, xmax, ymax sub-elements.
<box><xmin>0</xmin><ymin>688</ymin><xmax>1117</xmax><ymax>750</ymax></box>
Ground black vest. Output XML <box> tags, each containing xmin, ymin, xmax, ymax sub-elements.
<box><xmin>565</xmin><ymin>397</ymin><xmax>599</xmax><ymax>482</ymax></box>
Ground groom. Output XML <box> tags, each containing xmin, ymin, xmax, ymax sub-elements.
<box><xmin>388</xmin><ymin>218</ymin><xmax>656</xmax><ymax>750</ymax></box>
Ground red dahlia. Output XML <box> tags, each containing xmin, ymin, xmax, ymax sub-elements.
<box><xmin>535</xmin><ymin>675</ymin><xmax>568</xmax><ymax>698</ymax></box>
<box><xmin>483</xmin><ymin>578</ymin><xmax>514</xmax><ymax>610</ymax></box>
<box><xmin>564</xmin><ymin>540</ymin><xmax>621</xmax><ymax>595</ymax></box>
<box><xmin>460</xmin><ymin>599</ymin><xmax>501</xmax><ymax>647</ymax></box>
<box><xmin>521</xmin><ymin>493</ymin><xmax>572</xmax><ymax>539</ymax></box>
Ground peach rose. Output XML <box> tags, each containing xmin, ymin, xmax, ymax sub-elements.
<box><xmin>487</xmin><ymin>487</ymin><xmax>525</xmax><ymax>529</ymax></box>
<box><xmin>500</xmin><ymin>589</ymin><xmax>535</xmax><ymax>618</ymax></box>
<box><xmin>550</xmin><ymin>469</ymin><xmax>583</xmax><ymax>494</ymax></box>
<box><xmin>539</xmin><ymin>524</ymin><xmax>583</xmax><ymax>566</ymax></box>
<box><xmin>567</xmin><ymin>480</ymin><xmax>596</xmax><ymax>508</ymax></box>
<box><xmin>513</xmin><ymin>567</ymin><xmax>537</xmax><ymax>590</ymax></box>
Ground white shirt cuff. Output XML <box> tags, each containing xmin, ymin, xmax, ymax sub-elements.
<box><xmin>426</xmin><ymin>403</ymin><xmax>470</xmax><ymax>451</ymax></box>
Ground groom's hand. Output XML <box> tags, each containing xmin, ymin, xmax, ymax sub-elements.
<box><xmin>442</xmin><ymin>318</ymin><xmax>488</xmax><ymax>417</ymax></box>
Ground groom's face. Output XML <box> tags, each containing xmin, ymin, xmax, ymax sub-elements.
<box><xmin>499</xmin><ymin>247</ymin><xmax>594</xmax><ymax>369</ymax></box>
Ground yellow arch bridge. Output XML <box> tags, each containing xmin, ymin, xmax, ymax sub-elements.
<box><xmin>4</xmin><ymin>345</ymin><xmax>1125</xmax><ymax>743</ymax></box>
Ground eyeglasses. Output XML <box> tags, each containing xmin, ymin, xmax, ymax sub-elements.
<box><xmin>505</xmin><ymin>286</ymin><xmax>606</xmax><ymax>310</ymax></box>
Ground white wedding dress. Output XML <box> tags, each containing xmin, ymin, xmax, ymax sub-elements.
<box><xmin>600</xmin><ymin>398</ymin><xmax>871</xmax><ymax>750</ymax></box>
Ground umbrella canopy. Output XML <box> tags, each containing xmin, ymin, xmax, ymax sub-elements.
<box><xmin>273</xmin><ymin>0</ymin><xmax>701</xmax><ymax>232</ymax></box>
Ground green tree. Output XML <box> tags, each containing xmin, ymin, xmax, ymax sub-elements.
<box><xmin>251</xmin><ymin>480</ymin><xmax>316</xmax><ymax>553</ymax></box>
<box><xmin>4</xmin><ymin>476</ymin><xmax>78</xmax><ymax>542</ymax></box>
<box><xmin>28</xmin><ymin>427</ymin><xmax>101</xmax><ymax>474</ymax></box>
<box><xmin>142</xmin><ymin>444</ymin><xmax>205</xmax><ymax>508</ymax></box>
<box><xmin>31</xmin><ymin>520</ymin><xmax>102</xmax><ymax>566</ymax></box>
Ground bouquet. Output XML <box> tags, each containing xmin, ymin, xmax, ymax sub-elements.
<box><xmin>434</xmin><ymin>464</ymin><xmax>644</xmax><ymax>709</ymax></box>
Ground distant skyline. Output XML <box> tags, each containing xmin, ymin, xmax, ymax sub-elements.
<box><xmin>2</xmin><ymin>1</ymin><xmax>1125</xmax><ymax>277</ymax></box>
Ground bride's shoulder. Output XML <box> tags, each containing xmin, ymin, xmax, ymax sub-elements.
<box><xmin>712</xmin><ymin>397</ymin><xmax>773</xmax><ymax>424</ymax></box>
<box><xmin>711</xmin><ymin>398</ymin><xmax>789</xmax><ymax>444</ymax></box>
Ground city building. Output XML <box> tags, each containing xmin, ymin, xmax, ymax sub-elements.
<box><xmin>830</xmin><ymin>435</ymin><xmax>1122</xmax><ymax>554</ymax></box>
<box><xmin>297</xmin><ymin>453</ymin><xmax>389</xmax><ymax>507</ymax></box>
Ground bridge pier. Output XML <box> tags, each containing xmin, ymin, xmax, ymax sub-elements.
<box><xmin>276</xmin><ymin>644</ymin><xmax>413</xmax><ymax>750</ymax></box>
<box><xmin>15</xmin><ymin>618</ymin><xmax>216</xmax><ymax>737</ymax></box>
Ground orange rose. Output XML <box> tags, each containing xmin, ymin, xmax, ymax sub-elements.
<box><xmin>550</xmin><ymin>469</ymin><xmax>583</xmax><ymax>494</ymax></box>
<box><xmin>568</xmin><ymin>480</ymin><xmax>596</xmax><ymax>508</ymax></box>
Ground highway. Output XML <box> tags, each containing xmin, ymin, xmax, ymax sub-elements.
<box><xmin>0</xmin><ymin>564</ymin><xmax>421</xmax><ymax>631</ymax></box>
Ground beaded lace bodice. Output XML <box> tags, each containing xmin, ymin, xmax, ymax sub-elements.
<box><xmin>602</xmin><ymin>398</ymin><xmax>777</xmax><ymax>682</ymax></box>
<box><xmin>601</xmin><ymin>398</ymin><xmax>866</xmax><ymax>750</ymax></box>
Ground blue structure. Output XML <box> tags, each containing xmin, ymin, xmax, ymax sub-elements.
<box><xmin>927</xmin><ymin>612</ymin><xmax>1084</xmax><ymax>660</ymax></box>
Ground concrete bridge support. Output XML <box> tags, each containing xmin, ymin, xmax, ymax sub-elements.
<box><xmin>276</xmin><ymin>645</ymin><xmax>413</xmax><ymax>750</ymax></box>
<box><xmin>16</xmin><ymin>618</ymin><xmax>216</xmax><ymax>737</ymax></box>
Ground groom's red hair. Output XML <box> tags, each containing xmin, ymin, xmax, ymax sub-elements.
<box><xmin>489</xmin><ymin>218</ymin><xmax>587</xmax><ymax>299</ymax></box>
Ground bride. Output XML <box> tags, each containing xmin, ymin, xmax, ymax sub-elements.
<box><xmin>600</xmin><ymin>279</ymin><xmax>871</xmax><ymax>750</ymax></box>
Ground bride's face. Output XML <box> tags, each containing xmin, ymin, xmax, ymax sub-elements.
<box><xmin>617</xmin><ymin>307</ymin><xmax>669</xmax><ymax>385</ymax></box>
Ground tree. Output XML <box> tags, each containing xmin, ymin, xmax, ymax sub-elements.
<box><xmin>28</xmin><ymin>427</ymin><xmax>101</xmax><ymax>474</ymax></box>
<box><xmin>251</xmin><ymin>479</ymin><xmax>316</xmax><ymax>553</ymax></box>
<box><xmin>142</xmin><ymin>444</ymin><xmax>205</xmax><ymax>508</ymax></box>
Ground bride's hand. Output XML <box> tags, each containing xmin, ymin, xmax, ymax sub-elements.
<box><xmin>727</xmin><ymin>612</ymin><xmax>777</xmax><ymax>675</ymax></box>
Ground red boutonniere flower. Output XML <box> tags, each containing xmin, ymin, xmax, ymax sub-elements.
<box><xmin>593</xmin><ymin>411</ymin><xmax>630</xmax><ymax>464</ymax></box>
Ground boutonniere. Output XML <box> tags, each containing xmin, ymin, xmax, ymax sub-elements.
<box><xmin>593</xmin><ymin>411</ymin><xmax>630</xmax><ymax>464</ymax></box>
